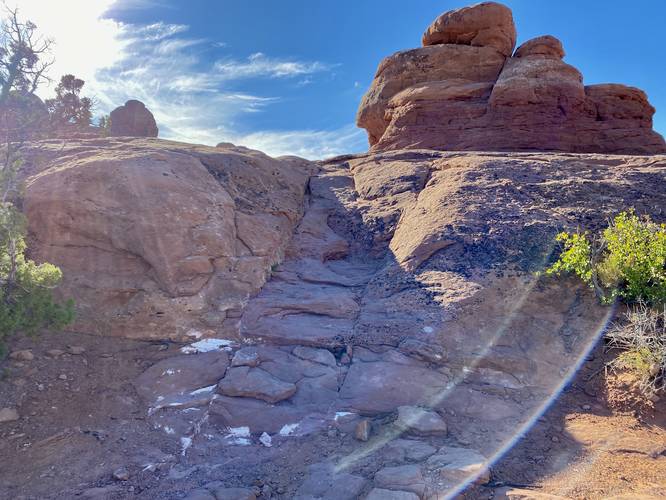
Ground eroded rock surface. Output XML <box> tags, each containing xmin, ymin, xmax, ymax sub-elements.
<box><xmin>358</xmin><ymin>2</ymin><xmax>666</xmax><ymax>154</ymax></box>
<box><xmin>21</xmin><ymin>138</ymin><xmax>315</xmax><ymax>340</ymax></box>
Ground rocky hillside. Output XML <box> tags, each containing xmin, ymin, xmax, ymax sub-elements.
<box><xmin>2</xmin><ymin>2</ymin><xmax>666</xmax><ymax>499</ymax></box>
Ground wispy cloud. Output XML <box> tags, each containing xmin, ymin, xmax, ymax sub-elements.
<box><xmin>12</xmin><ymin>0</ymin><xmax>363</xmax><ymax>159</ymax></box>
<box><xmin>214</xmin><ymin>52</ymin><xmax>334</xmax><ymax>80</ymax></box>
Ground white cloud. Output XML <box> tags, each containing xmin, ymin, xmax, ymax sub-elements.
<box><xmin>233</xmin><ymin>124</ymin><xmax>367</xmax><ymax>159</ymax></box>
<box><xmin>9</xmin><ymin>0</ymin><xmax>364</xmax><ymax>159</ymax></box>
<box><xmin>214</xmin><ymin>52</ymin><xmax>333</xmax><ymax>80</ymax></box>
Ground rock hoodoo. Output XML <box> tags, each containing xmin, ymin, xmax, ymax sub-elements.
<box><xmin>357</xmin><ymin>1</ymin><xmax>666</xmax><ymax>154</ymax></box>
<box><xmin>109</xmin><ymin>99</ymin><xmax>159</xmax><ymax>137</ymax></box>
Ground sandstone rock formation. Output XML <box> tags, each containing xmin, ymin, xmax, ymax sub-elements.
<box><xmin>109</xmin><ymin>99</ymin><xmax>159</xmax><ymax>137</ymax></box>
<box><xmin>21</xmin><ymin>138</ymin><xmax>314</xmax><ymax>340</ymax></box>
<box><xmin>11</xmin><ymin>135</ymin><xmax>666</xmax><ymax>498</ymax></box>
<box><xmin>357</xmin><ymin>2</ymin><xmax>666</xmax><ymax>154</ymax></box>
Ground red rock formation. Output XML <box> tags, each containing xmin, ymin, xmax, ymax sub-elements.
<box><xmin>357</xmin><ymin>2</ymin><xmax>666</xmax><ymax>154</ymax></box>
<box><xmin>109</xmin><ymin>99</ymin><xmax>159</xmax><ymax>137</ymax></box>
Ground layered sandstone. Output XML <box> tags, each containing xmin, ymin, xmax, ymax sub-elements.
<box><xmin>20</xmin><ymin>138</ymin><xmax>314</xmax><ymax>340</ymax></box>
<box><xmin>357</xmin><ymin>1</ymin><xmax>666</xmax><ymax>154</ymax></box>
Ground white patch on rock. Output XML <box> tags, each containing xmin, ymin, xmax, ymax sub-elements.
<box><xmin>180</xmin><ymin>437</ymin><xmax>192</xmax><ymax>455</ymax></box>
<box><xmin>422</xmin><ymin>326</ymin><xmax>434</xmax><ymax>333</ymax></box>
<box><xmin>259</xmin><ymin>432</ymin><xmax>272</xmax><ymax>447</ymax></box>
<box><xmin>227</xmin><ymin>426</ymin><xmax>251</xmax><ymax>437</ymax></box>
<box><xmin>279</xmin><ymin>423</ymin><xmax>299</xmax><ymax>436</ymax></box>
<box><xmin>181</xmin><ymin>338</ymin><xmax>236</xmax><ymax>354</ymax></box>
<box><xmin>164</xmin><ymin>426</ymin><xmax>175</xmax><ymax>435</ymax></box>
<box><xmin>334</xmin><ymin>411</ymin><xmax>354</xmax><ymax>421</ymax></box>
<box><xmin>162</xmin><ymin>369</ymin><xmax>176</xmax><ymax>376</ymax></box>
<box><xmin>189</xmin><ymin>385</ymin><xmax>216</xmax><ymax>396</ymax></box>
<box><xmin>226</xmin><ymin>437</ymin><xmax>251</xmax><ymax>446</ymax></box>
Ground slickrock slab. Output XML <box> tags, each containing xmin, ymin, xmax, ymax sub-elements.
<box><xmin>382</xmin><ymin>439</ymin><xmax>438</xmax><ymax>462</ymax></box>
<box><xmin>374</xmin><ymin>464</ymin><xmax>426</xmax><ymax>497</ymax></box>
<box><xmin>395</xmin><ymin>406</ymin><xmax>448</xmax><ymax>436</ymax></box>
<box><xmin>338</xmin><ymin>349</ymin><xmax>450</xmax><ymax>415</ymax></box>
<box><xmin>133</xmin><ymin>352</ymin><xmax>229</xmax><ymax>407</ymax></box>
<box><xmin>217</xmin><ymin>366</ymin><xmax>296</xmax><ymax>404</ymax></box>
<box><xmin>426</xmin><ymin>446</ymin><xmax>490</xmax><ymax>484</ymax></box>
<box><xmin>366</xmin><ymin>489</ymin><xmax>420</xmax><ymax>500</ymax></box>
<box><xmin>294</xmin><ymin>463</ymin><xmax>367</xmax><ymax>500</ymax></box>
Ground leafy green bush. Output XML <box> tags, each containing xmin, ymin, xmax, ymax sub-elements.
<box><xmin>546</xmin><ymin>210</ymin><xmax>666</xmax><ymax>305</ymax></box>
<box><xmin>0</xmin><ymin>150</ymin><xmax>74</xmax><ymax>355</ymax></box>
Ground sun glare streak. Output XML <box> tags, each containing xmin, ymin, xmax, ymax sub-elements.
<box><xmin>335</xmin><ymin>250</ymin><xmax>616</xmax><ymax>499</ymax></box>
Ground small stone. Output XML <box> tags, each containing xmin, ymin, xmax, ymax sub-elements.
<box><xmin>582</xmin><ymin>404</ymin><xmax>591</xmax><ymax>411</ymax></box>
<box><xmin>58</xmin><ymin>374</ymin><xmax>68</xmax><ymax>381</ymax></box>
<box><xmin>46</xmin><ymin>349</ymin><xmax>65</xmax><ymax>358</ymax></box>
<box><xmin>68</xmin><ymin>346</ymin><xmax>86</xmax><ymax>355</ymax></box>
<box><xmin>112</xmin><ymin>467</ymin><xmax>130</xmax><ymax>481</ymax></box>
<box><xmin>9</xmin><ymin>350</ymin><xmax>34</xmax><ymax>361</ymax></box>
<box><xmin>551</xmin><ymin>436</ymin><xmax>559</xmax><ymax>443</ymax></box>
<box><xmin>259</xmin><ymin>432</ymin><xmax>272</xmax><ymax>447</ymax></box>
<box><xmin>0</xmin><ymin>408</ymin><xmax>20</xmax><ymax>423</ymax></box>
<box><xmin>261</xmin><ymin>485</ymin><xmax>273</xmax><ymax>497</ymax></box>
<box><xmin>355</xmin><ymin>419</ymin><xmax>371</xmax><ymax>441</ymax></box>
<box><xmin>37</xmin><ymin>384</ymin><xmax>45</xmax><ymax>391</ymax></box>
<box><xmin>231</xmin><ymin>347</ymin><xmax>260</xmax><ymax>367</ymax></box>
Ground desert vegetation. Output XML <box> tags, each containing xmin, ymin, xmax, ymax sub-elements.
<box><xmin>0</xmin><ymin>7</ymin><xmax>74</xmax><ymax>355</ymax></box>
<box><xmin>548</xmin><ymin>211</ymin><xmax>666</xmax><ymax>397</ymax></box>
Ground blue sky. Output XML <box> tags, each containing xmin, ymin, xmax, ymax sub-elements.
<box><xmin>16</xmin><ymin>0</ymin><xmax>666</xmax><ymax>158</ymax></box>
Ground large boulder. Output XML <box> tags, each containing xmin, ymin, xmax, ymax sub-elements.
<box><xmin>422</xmin><ymin>1</ymin><xmax>517</xmax><ymax>57</ymax></box>
<box><xmin>109</xmin><ymin>100</ymin><xmax>159</xmax><ymax>137</ymax></box>
<box><xmin>358</xmin><ymin>2</ymin><xmax>666</xmax><ymax>154</ymax></box>
<box><xmin>21</xmin><ymin>138</ymin><xmax>315</xmax><ymax>340</ymax></box>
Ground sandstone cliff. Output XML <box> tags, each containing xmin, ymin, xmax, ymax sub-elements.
<box><xmin>357</xmin><ymin>2</ymin><xmax>666</xmax><ymax>154</ymax></box>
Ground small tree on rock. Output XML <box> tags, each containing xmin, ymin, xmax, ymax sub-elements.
<box><xmin>45</xmin><ymin>74</ymin><xmax>93</xmax><ymax>128</ymax></box>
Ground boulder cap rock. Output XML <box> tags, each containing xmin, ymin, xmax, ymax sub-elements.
<box><xmin>514</xmin><ymin>35</ymin><xmax>565</xmax><ymax>59</ymax></box>
<box><xmin>422</xmin><ymin>1</ymin><xmax>517</xmax><ymax>56</ymax></box>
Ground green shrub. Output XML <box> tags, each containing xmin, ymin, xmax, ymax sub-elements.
<box><xmin>546</xmin><ymin>210</ymin><xmax>666</xmax><ymax>305</ymax></box>
<box><xmin>0</xmin><ymin>153</ymin><xmax>74</xmax><ymax>356</ymax></box>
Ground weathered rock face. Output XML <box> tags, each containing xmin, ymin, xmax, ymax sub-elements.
<box><xmin>357</xmin><ymin>2</ymin><xmax>666</xmax><ymax>154</ymax></box>
<box><xmin>109</xmin><ymin>100</ymin><xmax>159</xmax><ymax>137</ymax></box>
<box><xmin>21</xmin><ymin>138</ymin><xmax>314</xmax><ymax>340</ymax></box>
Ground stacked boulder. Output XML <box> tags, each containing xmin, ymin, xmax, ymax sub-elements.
<box><xmin>357</xmin><ymin>1</ymin><xmax>666</xmax><ymax>154</ymax></box>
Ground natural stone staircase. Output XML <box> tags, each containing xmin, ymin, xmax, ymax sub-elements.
<box><xmin>138</xmin><ymin>155</ymin><xmax>617</xmax><ymax>499</ymax></box>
